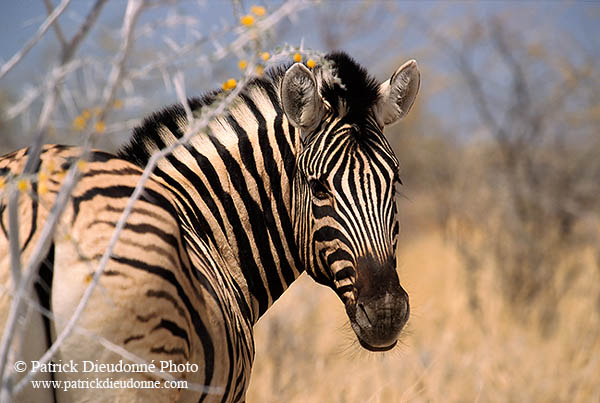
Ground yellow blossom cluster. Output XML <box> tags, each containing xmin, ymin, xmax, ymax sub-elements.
<box><xmin>37</xmin><ymin>159</ymin><xmax>62</xmax><ymax>195</ymax></box>
<box><xmin>0</xmin><ymin>176</ymin><xmax>31</xmax><ymax>194</ymax></box>
<box><xmin>17</xmin><ymin>179</ymin><xmax>28</xmax><ymax>193</ymax></box>
<box><xmin>232</xmin><ymin>47</ymin><xmax>318</xmax><ymax>92</ymax></box>
<box><xmin>238</xmin><ymin>53</ymin><xmax>270</xmax><ymax>76</ymax></box>
<box><xmin>251</xmin><ymin>5</ymin><xmax>266</xmax><ymax>17</ymax></box>
<box><xmin>291</xmin><ymin>52</ymin><xmax>317</xmax><ymax>69</ymax></box>
<box><xmin>72</xmin><ymin>115</ymin><xmax>87</xmax><ymax>131</ymax></box>
<box><xmin>76</xmin><ymin>159</ymin><xmax>88</xmax><ymax>173</ymax></box>
<box><xmin>38</xmin><ymin>169</ymin><xmax>49</xmax><ymax>195</ymax></box>
<box><xmin>222</xmin><ymin>78</ymin><xmax>237</xmax><ymax>91</ymax></box>
<box><xmin>240</xmin><ymin>5</ymin><xmax>267</xmax><ymax>27</ymax></box>
<box><xmin>240</xmin><ymin>15</ymin><xmax>254</xmax><ymax>26</ymax></box>
<box><xmin>71</xmin><ymin>100</ymin><xmax>122</xmax><ymax>132</ymax></box>
<box><xmin>95</xmin><ymin>121</ymin><xmax>106</xmax><ymax>133</ymax></box>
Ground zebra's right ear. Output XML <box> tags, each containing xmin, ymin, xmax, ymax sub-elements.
<box><xmin>280</xmin><ymin>63</ymin><xmax>325</xmax><ymax>134</ymax></box>
<box><xmin>375</xmin><ymin>59</ymin><xmax>420</xmax><ymax>127</ymax></box>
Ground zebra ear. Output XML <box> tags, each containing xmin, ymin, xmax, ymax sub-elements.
<box><xmin>280</xmin><ymin>63</ymin><xmax>325</xmax><ymax>133</ymax></box>
<box><xmin>375</xmin><ymin>60</ymin><xmax>420</xmax><ymax>126</ymax></box>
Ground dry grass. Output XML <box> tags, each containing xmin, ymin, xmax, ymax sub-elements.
<box><xmin>247</xmin><ymin>231</ymin><xmax>600</xmax><ymax>402</ymax></box>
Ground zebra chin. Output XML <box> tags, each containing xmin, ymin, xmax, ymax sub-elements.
<box><xmin>344</xmin><ymin>257</ymin><xmax>410</xmax><ymax>352</ymax></box>
<box><xmin>346</xmin><ymin>293</ymin><xmax>410</xmax><ymax>352</ymax></box>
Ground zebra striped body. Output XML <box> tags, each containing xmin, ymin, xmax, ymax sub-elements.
<box><xmin>0</xmin><ymin>52</ymin><xmax>420</xmax><ymax>402</ymax></box>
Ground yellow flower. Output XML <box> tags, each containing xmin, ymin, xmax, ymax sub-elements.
<box><xmin>38</xmin><ymin>182</ymin><xmax>48</xmax><ymax>195</ymax></box>
<box><xmin>240</xmin><ymin>15</ymin><xmax>255</xmax><ymax>26</ymax></box>
<box><xmin>293</xmin><ymin>53</ymin><xmax>302</xmax><ymax>63</ymax></box>
<box><xmin>256</xmin><ymin>65</ymin><xmax>264</xmax><ymax>76</ymax></box>
<box><xmin>261</xmin><ymin>52</ymin><xmax>270</xmax><ymax>61</ymax></box>
<box><xmin>238</xmin><ymin>60</ymin><xmax>248</xmax><ymax>70</ymax></box>
<box><xmin>17</xmin><ymin>179</ymin><xmax>28</xmax><ymax>192</ymax></box>
<box><xmin>222</xmin><ymin>78</ymin><xmax>237</xmax><ymax>91</ymax></box>
<box><xmin>251</xmin><ymin>5</ymin><xmax>266</xmax><ymax>16</ymax></box>
<box><xmin>46</xmin><ymin>159</ymin><xmax>55</xmax><ymax>173</ymax></box>
<box><xmin>38</xmin><ymin>170</ymin><xmax>49</xmax><ymax>194</ymax></box>
<box><xmin>81</xmin><ymin>109</ymin><xmax>91</xmax><ymax>119</ymax></box>
<box><xmin>95</xmin><ymin>121</ymin><xmax>106</xmax><ymax>133</ymax></box>
<box><xmin>306</xmin><ymin>59</ymin><xmax>316</xmax><ymax>69</ymax></box>
<box><xmin>72</xmin><ymin>115</ymin><xmax>86</xmax><ymax>131</ymax></box>
<box><xmin>0</xmin><ymin>177</ymin><xmax>5</xmax><ymax>190</ymax></box>
<box><xmin>77</xmin><ymin>160</ymin><xmax>87</xmax><ymax>172</ymax></box>
<box><xmin>113</xmin><ymin>99</ymin><xmax>124</xmax><ymax>109</ymax></box>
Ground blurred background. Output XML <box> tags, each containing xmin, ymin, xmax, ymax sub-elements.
<box><xmin>1</xmin><ymin>1</ymin><xmax>599</xmax><ymax>401</ymax></box>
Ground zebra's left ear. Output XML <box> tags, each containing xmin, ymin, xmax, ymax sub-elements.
<box><xmin>280</xmin><ymin>63</ymin><xmax>325</xmax><ymax>135</ymax></box>
<box><xmin>375</xmin><ymin>60</ymin><xmax>420</xmax><ymax>127</ymax></box>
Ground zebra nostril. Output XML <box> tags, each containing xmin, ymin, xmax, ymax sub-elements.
<box><xmin>358</xmin><ymin>302</ymin><xmax>372</xmax><ymax>326</ymax></box>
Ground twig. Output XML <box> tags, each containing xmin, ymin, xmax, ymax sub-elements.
<box><xmin>5</xmin><ymin>60</ymin><xmax>83</xmax><ymax>120</ymax></box>
<box><xmin>7</xmin><ymin>192</ymin><xmax>21</xmax><ymax>287</ymax></box>
<box><xmin>9</xmin><ymin>1</ymin><xmax>148</xmax><ymax>393</ymax></box>
<box><xmin>0</xmin><ymin>60</ymin><xmax>82</xmax><ymax>399</ymax></box>
<box><xmin>61</xmin><ymin>0</ymin><xmax>109</xmax><ymax>63</ymax></box>
<box><xmin>0</xmin><ymin>191</ymin><xmax>24</xmax><ymax>399</ymax></box>
<box><xmin>0</xmin><ymin>1</ymin><xmax>110</xmax><ymax>399</ymax></box>
<box><xmin>0</xmin><ymin>283</ymin><xmax>224</xmax><ymax>395</ymax></box>
<box><xmin>43</xmin><ymin>0</ymin><xmax>68</xmax><ymax>50</ymax></box>
<box><xmin>0</xmin><ymin>167</ymin><xmax>83</xmax><ymax>400</ymax></box>
<box><xmin>96</xmin><ymin>0</ymin><xmax>147</xmax><ymax>128</ymax></box>
<box><xmin>0</xmin><ymin>0</ymin><xmax>72</xmax><ymax>80</ymax></box>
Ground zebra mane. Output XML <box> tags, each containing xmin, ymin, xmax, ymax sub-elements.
<box><xmin>318</xmin><ymin>51</ymin><xmax>380</xmax><ymax>123</ymax></box>
<box><xmin>118</xmin><ymin>51</ymin><xmax>380</xmax><ymax>167</ymax></box>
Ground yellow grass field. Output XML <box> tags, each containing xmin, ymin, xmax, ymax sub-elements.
<box><xmin>248</xmin><ymin>231</ymin><xmax>600</xmax><ymax>402</ymax></box>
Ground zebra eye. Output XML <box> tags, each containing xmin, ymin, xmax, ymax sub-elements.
<box><xmin>309</xmin><ymin>178</ymin><xmax>330</xmax><ymax>201</ymax></box>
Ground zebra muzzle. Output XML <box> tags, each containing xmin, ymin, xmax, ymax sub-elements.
<box><xmin>346</xmin><ymin>257</ymin><xmax>410</xmax><ymax>351</ymax></box>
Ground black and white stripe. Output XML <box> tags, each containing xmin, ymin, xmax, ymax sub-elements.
<box><xmin>0</xmin><ymin>51</ymin><xmax>420</xmax><ymax>402</ymax></box>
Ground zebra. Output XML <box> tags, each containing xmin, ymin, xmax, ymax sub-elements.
<box><xmin>0</xmin><ymin>51</ymin><xmax>420</xmax><ymax>402</ymax></box>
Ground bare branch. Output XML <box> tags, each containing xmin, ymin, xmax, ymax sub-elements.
<box><xmin>42</xmin><ymin>0</ymin><xmax>68</xmax><ymax>50</ymax></box>
<box><xmin>0</xmin><ymin>166</ymin><xmax>83</xmax><ymax>399</ymax></box>
<box><xmin>0</xmin><ymin>283</ymin><xmax>224</xmax><ymax>395</ymax></box>
<box><xmin>61</xmin><ymin>0</ymin><xmax>109</xmax><ymax>63</ymax></box>
<box><xmin>0</xmin><ymin>0</ymin><xmax>72</xmax><ymax>80</ymax></box>
<box><xmin>7</xmin><ymin>192</ymin><xmax>21</xmax><ymax>287</ymax></box>
<box><xmin>0</xmin><ymin>1</ymin><xmax>111</xmax><ymax>399</ymax></box>
<box><xmin>97</xmin><ymin>0</ymin><xmax>147</xmax><ymax>127</ymax></box>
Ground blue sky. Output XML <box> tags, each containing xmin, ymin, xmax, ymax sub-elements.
<box><xmin>2</xmin><ymin>1</ymin><xmax>597</xmax><ymax>76</ymax></box>
<box><xmin>0</xmin><ymin>0</ymin><xmax>597</xmax><ymax>146</ymax></box>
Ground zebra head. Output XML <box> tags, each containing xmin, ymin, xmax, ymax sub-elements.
<box><xmin>282</xmin><ymin>53</ymin><xmax>420</xmax><ymax>351</ymax></box>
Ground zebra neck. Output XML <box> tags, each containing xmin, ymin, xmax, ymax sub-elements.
<box><xmin>202</xmin><ymin>89</ymin><xmax>306</xmax><ymax>321</ymax></box>
<box><xmin>120</xmin><ymin>78</ymin><xmax>305</xmax><ymax>322</ymax></box>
